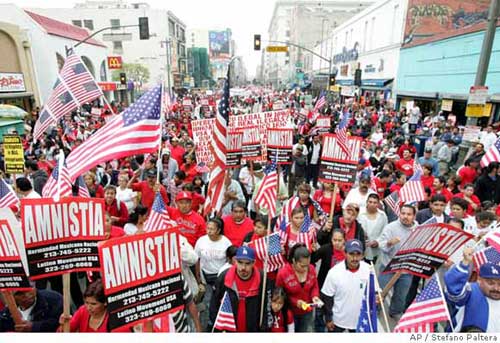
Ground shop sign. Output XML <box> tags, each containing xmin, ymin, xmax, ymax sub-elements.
<box><xmin>97</xmin><ymin>82</ymin><xmax>117</xmax><ymax>92</ymax></box>
<box><xmin>107</xmin><ymin>56</ymin><xmax>123</xmax><ymax>70</ymax></box>
<box><xmin>333</xmin><ymin>43</ymin><xmax>359</xmax><ymax>64</ymax></box>
<box><xmin>466</xmin><ymin>103</ymin><xmax>492</xmax><ymax>118</ymax></box>
<box><xmin>468</xmin><ymin>86</ymin><xmax>488</xmax><ymax>105</ymax></box>
<box><xmin>341</xmin><ymin>86</ymin><xmax>355</xmax><ymax>97</ymax></box>
<box><xmin>0</xmin><ymin>73</ymin><xmax>26</xmax><ymax>92</ymax></box>
<box><xmin>441</xmin><ymin>99</ymin><xmax>453</xmax><ymax>111</ymax></box>
<box><xmin>364</xmin><ymin>64</ymin><xmax>376</xmax><ymax>73</ymax></box>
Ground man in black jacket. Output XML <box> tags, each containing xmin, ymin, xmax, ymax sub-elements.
<box><xmin>306</xmin><ymin>134</ymin><xmax>322</xmax><ymax>188</ymax></box>
<box><xmin>415</xmin><ymin>194</ymin><xmax>450</xmax><ymax>224</ymax></box>
<box><xmin>0</xmin><ymin>288</ymin><xmax>62</xmax><ymax>332</ymax></box>
<box><xmin>475</xmin><ymin>162</ymin><xmax>500</xmax><ymax>204</ymax></box>
<box><xmin>209</xmin><ymin>246</ymin><xmax>270</xmax><ymax>332</ymax></box>
<box><xmin>317</xmin><ymin>204</ymin><xmax>366</xmax><ymax>251</ymax></box>
<box><xmin>24</xmin><ymin>160</ymin><xmax>48</xmax><ymax>196</ymax></box>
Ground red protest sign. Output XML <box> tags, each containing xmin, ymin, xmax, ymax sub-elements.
<box><xmin>383</xmin><ymin>223</ymin><xmax>474</xmax><ymax>278</ymax></box>
<box><xmin>241</xmin><ymin>125</ymin><xmax>262</xmax><ymax>161</ymax></box>
<box><xmin>315</xmin><ymin>116</ymin><xmax>331</xmax><ymax>134</ymax></box>
<box><xmin>98</xmin><ymin>229</ymin><xmax>184</xmax><ymax>331</ymax></box>
<box><xmin>21</xmin><ymin>197</ymin><xmax>106</xmax><ymax>280</ymax></box>
<box><xmin>0</xmin><ymin>220</ymin><xmax>31</xmax><ymax>291</ymax></box>
<box><xmin>267</xmin><ymin>128</ymin><xmax>293</xmax><ymax>164</ymax></box>
<box><xmin>227</xmin><ymin>131</ymin><xmax>243</xmax><ymax>168</ymax></box>
<box><xmin>319</xmin><ymin>134</ymin><xmax>362</xmax><ymax>186</ymax></box>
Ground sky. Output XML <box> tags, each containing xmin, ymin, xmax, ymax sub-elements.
<box><xmin>10</xmin><ymin>0</ymin><xmax>277</xmax><ymax>79</ymax></box>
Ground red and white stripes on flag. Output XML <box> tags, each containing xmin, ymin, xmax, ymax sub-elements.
<box><xmin>204</xmin><ymin>70</ymin><xmax>230</xmax><ymax>216</ymax></box>
<box><xmin>248</xmin><ymin>233</ymin><xmax>286</xmax><ymax>272</ymax></box>
<box><xmin>480</xmin><ymin>138</ymin><xmax>500</xmax><ymax>168</ymax></box>
<box><xmin>399</xmin><ymin>170</ymin><xmax>426</xmax><ymax>203</ymax></box>
<box><xmin>335</xmin><ymin>110</ymin><xmax>351</xmax><ymax>157</ymax></box>
<box><xmin>254</xmin><ymin>157</ymin><xmax>278</xmax><ymax>218</ymax></box>
<box><xmin>0</xmin><ymin>178</ymin><xmax>19</xmax><ymax>209</ymax></box>
<box><xmin>65</xmin><ymin>85</ymin><xmax>162</xmax><ymax>181</ymax></box>
<box><xmin>42</xmin><ymin>152</ymin><xmax>72</xmax><ymax>200</ymax></box>
<box><xmin>393</xmin><ymin>275</ymin><xmax>449</xmax><ymax>333</ymax></box>
<box><xmin>143</xmin><ymin>192</ymin><xmax>176</xmax><ymax>232</ymax></box>
<box><xmin>214</xmin><ymin>292</ymin><xmax>236</xmax><ymax>332</ymax></box>
<box><xmin>486</xmin><ymin>231</ymin><xmax>500</xmax><ymax>253</ymax></box>
<box><xmin>33</xmin><ymin>52</ymin><xmax>103</xmax><ymax>140</ymax></box>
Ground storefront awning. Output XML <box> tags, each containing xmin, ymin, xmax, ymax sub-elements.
<box><xmin>334</xmin><ymin>79</ymin><xmax>393</xmax><ymax>88</ymax></box>
<box><xmin>0</xmin><ymin>92</ymin><xmax>34</xmax><ymax>99</ymax></box>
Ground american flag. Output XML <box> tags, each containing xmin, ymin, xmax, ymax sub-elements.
<box><xmin>34</xmin><ymin>52</ymin><xmax>102</xmax><ymax>140</ymax></box>
<box><xmin>356</xmin><ymin>271</ymin><xmax>377</xmax><ymax>333</ymax></box>
<box><xmin>214</xmin><ymin>292</ymin><xmax>236</xmax><ymax>332</ymax></box>
<box><xmin>384</xmin><ymin>191</ymin><xmax>401</xmax><ymax>217</ymax></box>
<box><xmin>65</xmin><ymin>85</ymin><xmax>162</xmax><ymax>181</ymax></box>
<box><xmin>204</xmin><ymin>69</ymin><xmax>230</xmax><ymax>216</ymax></box>
<box><xmin>399</xmin><ymin>170</ymin><xmax>426</xmax><ymax>203</ymax></box>
<box><xmin>0</xmin><ymin>178</ymin><xmax>19</xmax><ymax>209</ymax></box>
<box><xmin>254</xmin><ymin>154</ymin><xmax>278</xmax><ymax>218</ymax></box>
<box><xmin>42</xmin><ymin>163</ymin><xmax>72</xmax><ymax>199</ymax></box>
<box><xmin>480</xmin><ymin>138</ymin><xmax>500</xmax><ymax>168</ymax></box>
<box><xmin>335</xmin><ymin>109</ymin><xmax>351</xmax><ymax>156</ymax></box>
<box><xmin>275</xmin><ymin>196</ymin><xmax>300</xmax><ymax>233</ymax></box>
<box><xmin>413</xmin><ymin>158</ymin><xmax>424</xmax><ymax>174</ymax></box>
<box><xmin>486</xmin><ymin>232</ymin><xmax>500</xmax><ymax>254</ymax></box>
<box><xmin>248</xmin><ymin>233</ymin><xmax>286</xmax><ymax>272</ymax></box>
<box><xmin>472</xmin><ymin>246</ymin><xmax>500</xmax><ymax>271</ymax></box>
<box><xmin>394</xmin><ymin>274</ymin><xmax>449</xmax><ymax>333</ymax></box>
<box><xmin>310</xmin><ymin>91</ymin><xmax>326</xmax><ymax>122</ymax></box>
<box><xmin>76</xmin><ymin>175</ymin><xmax>90</xmax><ymax>198</ymax></box>
<box><xmin>143</xmin><ymin>192</ymin><xmax>176</xmax><ymax>232</ymax></box>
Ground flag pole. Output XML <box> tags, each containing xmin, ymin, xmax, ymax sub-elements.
<box><xmin>370</xmin><ymin>262</ymin><xmax>390</xmax><ymax>333</ymax></box>
<box><xmin>259</xmin><ymin>216</ymin><xmax>271</xmax><ymax>328</ymax></box>
<box><xmin>157</xmin><ymin>82</ymin><xmax>165</xmax><ymax>184</ymax></box>
<box><xmin>329</xmin><ymin>183</ymin><xmax>338</xmax><ymax>219</ymax></box>
<box><xmin>435</xmin><ymin>273</ymin><xmax>455</xmax><ymax>332</ymax></box>
<box><xmin>56</xmin><ymin>150</ymin><xmax>65</xmax><ymax>203</ymax></box>
<box><xmin>1</xmin><ymin>291</ymin><xmax>22</xmax><ymax>325</ymax></box>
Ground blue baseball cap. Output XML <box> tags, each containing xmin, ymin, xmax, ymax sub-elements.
<box><xmin>345</xmin><ymin>239</ymin><xmax>364</xmax><ymax>254</ymax></box>
<box><xmin>479</xmin><ymin>263</ymin><xmax>500</xmax><ymax>279</ymax></box>
<box><xmin>235</xmin><ymin>246</ymin><xmax>256</xmax><ymax>262</ymax></box>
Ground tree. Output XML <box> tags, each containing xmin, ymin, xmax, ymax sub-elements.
<box><xmin>111</xmin><ymin>63</ymin><xmax>150</xmax><ymax>84</ymax></box>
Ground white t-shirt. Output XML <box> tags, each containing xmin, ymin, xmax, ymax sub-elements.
<box><xmin>195</xmin><ymin>235</ymin><xmax>232</xmax><ymax>275</ymax></box>
<box><xmin>486</xmin><ymin>298</ymin><xmax>500</xmax><ymax>332</ymax></box>
<box><xmin>321</xmin><ymin>261</ymin><xmax>370</xmax><ymax>329</ymax></box>
<box><xmin>116</xmin><ymin>187</ymin><xmax>137</xmax><ymax>212</ymax></box>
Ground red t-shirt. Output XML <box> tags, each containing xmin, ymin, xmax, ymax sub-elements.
<box><xmin>390</xmin><ymin>183</ymin><xmax>403</xmax><ymax>193</ymax></box>
<box><xmin>234</xmin><ymin>276</ymin><xmax>252</xmax><ymax>332</ymax></box>
<box><xmin>312</xmin><ymin>190</ymin><xmax>342</xmax><ymax>215</ymax></box>
<box><xmin>131</xmin><ymin>181</ymin><xmax>169</xmax><ymax>211</ymax></box>
<box><xmin>421</xmin><ymin>175</ymin><xmax>435</xmax><ymax>190</ymax></box>
<box><xmin>373</xmin><ymin>177</ymin><xmax>388</xmax><ymax>198</ymax></box>
<box><xmin>395</xmin><ymin>158</ymin><xmax>415</xmax><ymax>178</ymax></box>
<box><xmin>454</xmin><ymin>193</ymin><xmax>481</xmax><ymax>216</ymax></box>
<box><xmin>170</xmin><ymin>145</ymin><xmax>186</xmax><ymax>167</ymax></box>
<box><xmin>191</xmin><ymin>192</ymin><xmax>205</xmax><ymax>213</ymax></box>
<box><xmin>222</xmin><ymin>216</ymin><xmax>254</xmax><ymax>247</ymax></box>
<box><xmin>64</xmin><ymin>305</ymin><xmax>129</xmax><ymax>332</ymax></box>
<box><xmin>431</xmin><ymin>188</ymin><xmax>453</xmax><ymax>203</ymax></box>
<box><xmin>181</xmin><ymin>163</ymin><xmax>199</xmax><ymax>183</ymax></box>
<box><xmin>339</xmin><ymin>218</ymin><xmax>356</xmax><ymax>241</ymax></box>
<box><xmin>458</xmin><ymin>167</ymin><xmax>478</xmax><ymax>188</ymax></box>
<box><xmin>167</xmin><ymin>207</ymin><xmax>206</xmax><ymax>246</ymax></box>
<box><xmin>270</xmin><ymin>309</ymin><xmax>294</xmax><ymax>332</ymax></box>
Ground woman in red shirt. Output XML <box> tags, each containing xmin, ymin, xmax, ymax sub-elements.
<box><xmin>276</xmin><ymin>244</ymin><xmax>321</xmax><ymax>332</ymax></box>
<box><xmin>58</xmin><ymin>280</ymin><xmax>129</xmax><ymax>332</ymax></box>
<box><xmin>84</xmin><ymin>172</ymin><xmax>104</xmax><ymax>198</ymax></box>
<box><xmin>180</xmin><ymin>154</ymin><xmax>199</xmax><ymax>183</ymax></box>
<box><xmin>421</xmin><ymin>164</ymin><xmax>435</xmax><ymax>190</ymax></box>
<box><xmin>281</xmin><ymin>207</ymin><xmax>314</xmax><ymax>256</ymax></box>
<box><xmin>313</xmin><ymin>183</ymin><xmax>342</xmax><ymax>216</ymax></box>
<box><xmin>104</xmin><ymin>186</ymin><xmax>129</xmax><ymax>227</ymax></box>
<box><xmin>454</xmin><ymin>184</ymin><xmax>481</xmax><ymax>216</ymax></box>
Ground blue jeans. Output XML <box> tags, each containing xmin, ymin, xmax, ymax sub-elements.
<box><xmin>314</xmin><ymin>308</ymin><xmax>326</xmax><ymax>333</ymax></box>
<box><xmin>294</xmin><ymin>310</ymin><xmax>315</xmax><ymax>332</ymax></box>
<box><xmin>378</xmin><ymin>269</ymin><xmax>412</xmax><ymax>316</ymax></box>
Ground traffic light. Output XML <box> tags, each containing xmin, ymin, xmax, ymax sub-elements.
<box><xmin>120</xmin><ymin>72</ymin><xmax>127</xmax><ymax>85</ymax></box>
<box><xmin>354</xmin><ymin>68</ymin><xmax>362</xmax><ymax>87</ymax></box>
<box><xmin>328</xmin><ymin>74</ymin><xmax>336</xmax><ymax>87</ymax></box>
<box><xmin>138</xmin><ymin>17</ymin><xmax>149</xmax><ymax>40</ymax></box>
<box><xmin>254</xmin><ymin>34</ymin><xmax>261</xmax><ymax>51</ymax></box>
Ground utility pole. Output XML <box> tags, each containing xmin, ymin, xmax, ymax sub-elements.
<box><xmin>467</xmin><ymin>0</ymin><xmax>499</xmax><ymax>125</ymax></box>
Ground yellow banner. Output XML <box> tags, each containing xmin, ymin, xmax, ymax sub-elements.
<box><xmin>266</xmin><ymin>46</ymin><xmax>288</xmax><ymax>53</ymax></box>
<box><xmin>3</xmin><ymin>135</ymin><xmax>24</xmax><ymax>174</ymax></box>
<box><xmin>466</xmin><ymin>103</ymin><xmax>492</xmax><ymax>118</ymax></box>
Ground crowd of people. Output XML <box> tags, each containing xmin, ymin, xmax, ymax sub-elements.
<box><xmin>1</xmin><ymin>87</ymin><xmax>500</xmax><ymax>333</ymax></box>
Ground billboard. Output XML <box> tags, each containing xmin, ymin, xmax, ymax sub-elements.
<box><xmin>404</xmin><ymin>0</ymin><xmax>491</xmax><ymax>47</ymax></box>
<box><xmin>209</xmin><ymin>30</ymin><xmax>231</xmax><ymax>59</ymax></box>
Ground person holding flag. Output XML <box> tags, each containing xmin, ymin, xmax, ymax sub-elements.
<box><xmin>320</xmin><ymin>239</ymin><xmax>371</xmax><ymax>332</ymax></box>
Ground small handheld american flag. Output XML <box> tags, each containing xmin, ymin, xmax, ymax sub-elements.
<box><xmin>0</xmin><ymin>178</ymin><xmax>19</xmax><ymax>209</ymax></box>
<box><xmin>335</xmin><ymin>109</ymin><xmax>351</xmax><ymax>157</ymax></box>
<box><xmin>254</xmin><ymin>153</ymin><xmax>278</xmax><ymax>218</ymax></box>
<box><xmin>473</xmin><ymin>246</ymin><xmax>500</xmax><ymax>271</ymax></box>
<box><xmin>214</xmin><ymin>292</ymin><xmax>236</xmax><ymax>332</ymax></box>
<box><xmin>143</xmin><ymin>192</ymin><xmax>176</xmax><ymax>232</ymax></box>
<box><xmin>248</xmin><ymin>232</ymin><xmax>286</xmax><ymax>272</ymax></box>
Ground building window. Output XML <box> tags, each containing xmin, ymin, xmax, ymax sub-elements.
<box><xmin>72</xmin><ymin>20</ymin><xmax>82</xmax><ymax>27</ymax></box>
<box><xmin>392</xmin><ymin>5</ymin><xmax>400</xmax><ymax>44</ymax></box>
<box><xmin>110</xmin><ymin>19</ymin><xmax>120</xmax><ymax>29</ymax></box>
<box><xmin>179</xmin><ymin>28</ymin><xmax>185</xmax><ymax>42</ymax></box>
<box><xmin>363</xmin><ymin>21</ymin><xmax>368</xmax><ymax>52</ymax></box>
<box><xmin>113</xmin><ymin>41</ymin><xmax>123</xmax><ymax>53</ymax></box>
<box><xmin>83</xmin><ymin>20</ymin><xmax>94</xmax><ymax>31</ymax></box>
<box><xmin>370</xmin><ymin>17</ymin><xmax>376</xmax><ymax>50</ymax></box>
<box><xmin>168</xmin><ymin>20</ymin><xmax>175</xmax><ymax>37</ymax></box>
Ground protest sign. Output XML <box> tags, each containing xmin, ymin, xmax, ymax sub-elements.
<box><xmin>267</xmin><ymin>128</ymin><xmax>293</xmax><ymax>164</ymax></box>
<box><xmin>3</xmin><ymin>135</ymin><xmax>24</xmax><ymax>174</ymax></box>
<box><xmin>241</xmin><ymin>126</ymin><xmax>262</xmax><ymax>160</ymax></box>
<box><xmin>318</xmin><ymin>134</ymin><xmax>362</xmax><ymax>185</ymax></box>
<box><xmin>99</xmin><ymin>229</ymin><xmax>184</xmax><ymax>331</ymax></box>
<box><xmin>383</xmin><ymin>223</ymin><xmax>474</xmax><ymax>278</ymax></box>
<box><xmin>315</xmin><ymin>116</ymin><xmax>331</xmax><ymax>134</ymax></box>
<box><xmin>0</xmin><ymin>219</ymin><xmax>31</xmax><ymax>291</ymax></box>
<box><xmin>227</xmin><ymin>131</ymin><xmax>243</xmax><ymax>168</ymax></box>
<box><xmin>21</xmin><ymin>197</ymin><xmax>106</xmax><ymax>279</ymax></box>
<box><xmin>191</xmin><ymin>118</ymin><xmax>215</xmax><ymax>166</ymax></box>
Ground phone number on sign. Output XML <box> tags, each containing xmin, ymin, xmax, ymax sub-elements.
<box><xmin>44</xmin><ymin>262</ymin><xmax>94</xmax><ymax>273</ymax></box>
<box><xmin>123</xmin><ymin>287</ymin><xmax>171</xmax><ymax>306</ymax></box>
<box><xmin>122</xmin><ymin>302</ymin><xmax>174</xmax><ymax>324</ymax></box>
<box><xmin>43</xmin><ymin>248</ymin><xmax>92</xmax><ymax>258</ymax></box>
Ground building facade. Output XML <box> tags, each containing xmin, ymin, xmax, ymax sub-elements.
<box><xmin>30</xmin><ymin>0</ymin><xmax>187</xmax><ymax>89</ymax></box>
<box><xmin>395</xmin><ymin>0</ymin><xmax>500</xmax><ymax>125</ymax></box>
<box><xmin>264</xmin><ymin>0</ymin><xmax>373</xmax><ymax>89</ymax></box>
<box><xmin>0</xmin><ymin>4</ymin><xmax>108</xmax><ymax>110</ymax></box>
<box><xmin>312</xmin><ymin>0</ymin><xmax>407</xmax><ymax>104</ymax></box>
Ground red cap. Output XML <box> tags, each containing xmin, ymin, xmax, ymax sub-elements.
<box><xmin>176</xmin><ymin>191</ymin><xmax>192</xmax><ymax>202</ymax></box>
